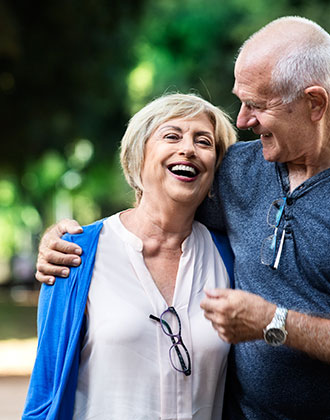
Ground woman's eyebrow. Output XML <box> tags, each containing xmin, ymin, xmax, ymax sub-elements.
<box><xmin>159</xmin><ymin>126</ymin><xmax>213</xmax><ymax>137</ymax></box>
<box><xmin>158</xmin><ymin>125</ymin><xmax>182</xmax><ymax>133</ymax></box>
<box><xmin>196</xmin><ymin>130</ymin><xmax>214</xmax><ymax>138</ymax></box>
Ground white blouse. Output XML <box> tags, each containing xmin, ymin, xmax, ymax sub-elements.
<box><xmin>73</xmin><ymin>213</ymin><xmax>230</xmax><ymax>420</ymax></box>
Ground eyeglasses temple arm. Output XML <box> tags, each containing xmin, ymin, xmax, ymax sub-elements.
<box><xmin>149</xmin><ymin>314</ymin><xmax>174</xmax><ymax>335</ymax></box>
<box><xmin>273</xmin><ymin>228</ymin><xmax>286</xmax><ymax>269</ymax></box>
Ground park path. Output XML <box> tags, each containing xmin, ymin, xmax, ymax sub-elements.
<box><xmin>0</xmin><ymin>375</ymin><xmax>30</xmax><ymax>419</ymax></box>
<box><xmin>0</xmin><ymin>337</ymin><xmax>36</xmax><ymax>419</ymax></box>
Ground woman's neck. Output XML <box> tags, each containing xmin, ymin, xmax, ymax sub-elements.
<box><xmin>120</xmin><ymin>198</ymin><xmax>196</xmax><ymax>250</ymax></box>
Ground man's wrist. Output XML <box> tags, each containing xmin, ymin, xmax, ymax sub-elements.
<box><xmin>264</xmin><ymin>306</ymin><xmax>288</xmax><ymax>346</ymax></box>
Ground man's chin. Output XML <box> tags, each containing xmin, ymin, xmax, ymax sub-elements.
<box><xmin>262</xmin><ymin>147</ymin><xmax>278</xmax><ymax>162</ymax></box>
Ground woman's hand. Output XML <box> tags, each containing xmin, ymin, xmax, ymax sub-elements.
<box><xmin>35</xmin><ymin>219</ymin><xmax>83</xmax><ymax>285</ymax></box>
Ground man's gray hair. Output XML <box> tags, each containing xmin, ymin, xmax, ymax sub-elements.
<box><xmin>242</xmin><ymin>16</ymin><xmax>330</xmax><ymax>104</ymax></box>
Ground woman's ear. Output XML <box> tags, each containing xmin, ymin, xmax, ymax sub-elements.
<box><xmin>304</xmin><ymin>86</ymin><xmax>328</xmax><ymax>122</ymax></box>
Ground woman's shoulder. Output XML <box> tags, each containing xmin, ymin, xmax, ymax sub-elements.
<box><xmin>193</xmin><ymin>222</ymin><xmax>234</xmax><ymax>287</ymax></box>
<box><xmin>62</xmin><ymin>217</ymin><xmax>106</xmax><ymax>247</ymax></box>
<box><xmin>192</xmin><ymin>221</ymin><xmax>229</xmax><ymax>249</ymax></box>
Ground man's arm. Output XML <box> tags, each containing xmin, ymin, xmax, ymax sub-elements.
<box><xmin>36</xmin><ymin>219</ymin><xmax>83</xmax><ymax>284</ymax></box>
<box><xmin>200</xmin><ymin>288</ymin><xmax>330</xmax><ymax>363</ymax></box>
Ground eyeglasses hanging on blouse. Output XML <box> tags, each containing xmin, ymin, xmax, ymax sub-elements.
<box><xmin>149</xmin><ymin>306</ymin><xmax>191</xmax><ymax>376</ymax></box>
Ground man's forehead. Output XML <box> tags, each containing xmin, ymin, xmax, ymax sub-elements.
<box><xmin>233</xmin><ymin>61</ymin><xmax>274</xmax><ymax>99</ymax></box>
<box><xmin>231</xmin><ymin>83</ymin><xmax>245</xmax><ymax>101</ymax></box>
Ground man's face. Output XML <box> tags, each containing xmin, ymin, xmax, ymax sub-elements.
<box><xmin>233</xmin><ymin>55</ymin><xmax>313</xmax><ymax>165</ymax></box>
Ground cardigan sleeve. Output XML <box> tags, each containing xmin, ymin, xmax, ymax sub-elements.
<box><xmin>22</xmin><ymin>220</ymin><xmax>104</xmax><ymax>420</ymax></box>
<box><xmin>209</xmin><ymin>229</ymin><xmax>235</xmax><ymax>289</ymax></box>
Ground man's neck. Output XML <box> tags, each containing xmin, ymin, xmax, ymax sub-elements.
<box><xmin>287</xmin><ymin>160</ymin><xmax>330</xmax><ymax>192</ymax></box>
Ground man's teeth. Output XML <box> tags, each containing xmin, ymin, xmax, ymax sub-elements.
<box><xmin>171</xmin><ymin>164</ymin><xmax>197</xmax><ymax>176</ymax></box>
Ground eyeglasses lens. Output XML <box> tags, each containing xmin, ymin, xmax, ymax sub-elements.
<box><xmin>160</xmin><ymin>308</ymin><xmax>180</xmax><ymax>336</ymax></box>
<box><xmin>267</xmin><ymin>198</ymin><xmax>285</xmax><ymax>227</ymax></box>
<box><xmin>261</xmin><ymin>233</ymin><xmax>277</xmax><ymax>265</ymax></box>
<box><xmin>169</xmin><ymin>342</ymin><xmax>190</xmax><ymax>372</ymax></box>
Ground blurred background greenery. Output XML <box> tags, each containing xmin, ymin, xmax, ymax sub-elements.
<box><xmin>0</xmin><ymin>0</ymin><xmax>329</xmax><ymax>294</ymax></box>
<box><xmin>1</xmin><ymin>3</ymin><xmax>329</xmax><ymax>415</ymax></box>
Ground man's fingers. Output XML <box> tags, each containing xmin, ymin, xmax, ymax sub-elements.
<box><xmin>203</xmin><ymin>288</ymin><xmax>224</xmax><ymax>298</ymax></box>
<box><xmin>39</xmin><ymin>249</ymin><xmax>81</xmax><ymax>267</ymax></box>
<box><xmin>35</xmin><ymin>219</ymin><xmax>83</xmax><ymax>285</ymax></box>
<box><xmin>57</xmin><ymin>219</ymin><xmax>83</xmax><ymax>235</ymax></box>
<box><xmin>35</xmin><ymin>272</ymin><xmax>56</xmax><ymax>285</ymax></box>
<box><xmin>200</xmin><ymin>296</ymin><xmax>224</xmax><ymax>313</ymax></box>
<box><xmin>36</xmin><ymin>258</ymin><xmax>71</xmax><ymax>277</ymax></box>
<box><xmin>47</xmin><ymin>237</ymin><xmax>82</xmax><ymax>255</ymax></box>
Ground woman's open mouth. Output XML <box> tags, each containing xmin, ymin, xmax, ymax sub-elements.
<box><xmin>168</xmin><ymin>163</ymin><xmax>200</xmax><ymax>181</ymax></box>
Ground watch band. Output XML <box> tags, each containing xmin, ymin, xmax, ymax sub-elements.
<box><xmin>264</xmin><ymin>306</ymin><xmax>288</xmax><ymax>346</ymax></box>
<box><xmin>269</xmin><ymin>307</ymin><xmax>288</xmax><ymax>328</ymax></box>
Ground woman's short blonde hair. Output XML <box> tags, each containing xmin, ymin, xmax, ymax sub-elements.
<box><xmin>120</xmin><ymin>93</ymin><xmax>237</xmax><ymax>204</ymax></box>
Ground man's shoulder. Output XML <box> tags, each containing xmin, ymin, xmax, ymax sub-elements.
<box><xmin>224</xmin><ymin>139</ymin><xmax>263</xmax><ymax>162</ymax></box>
<box><xmin>218</xmin><ymin>139</ymin><xmax>264</xmax><ymax>180</ymax></box>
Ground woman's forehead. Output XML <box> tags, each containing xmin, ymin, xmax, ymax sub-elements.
<box><xmin>155</xmin><ymin>113</ymin><xmax>213</xmax><ymax>131</ymax></box>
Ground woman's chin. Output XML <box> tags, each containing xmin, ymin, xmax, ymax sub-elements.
<box><xmin>170</xmin><ymin>190</ymin><xmax>206</xmax><ymax>209</ymax></box>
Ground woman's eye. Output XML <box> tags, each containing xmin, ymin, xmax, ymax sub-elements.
<box><xmin>197</xmin><ymin>138</ymin><xmax>212</xmax><ymax>146</ymax></box>
<box><xmin>164</xmin><ymin>134</ymin><xmax>179</xmax><ymax>140</ymax></box>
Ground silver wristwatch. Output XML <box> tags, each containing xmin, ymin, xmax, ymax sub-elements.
<box><xmin>263</xmin><ymin>306</ymin><xmax>288</xmax><ymax>346</ymax></box>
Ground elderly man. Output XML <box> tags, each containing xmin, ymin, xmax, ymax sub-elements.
<box><xmin>198</xmin><ymin>16</ymin><xmax>330</xmax><ymax>419</ymax></box>
<box><xmin>36</xmin><ymin>16</ymin><xmax>330</xmax><ymax>419</ymax></box>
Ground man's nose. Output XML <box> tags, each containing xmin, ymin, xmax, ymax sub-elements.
<box><xmin>236</xmin><ymin>104</ymin><xmax>258</xmax><ymax>130</ymax></box>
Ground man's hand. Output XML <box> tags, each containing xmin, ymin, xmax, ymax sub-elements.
<box><xmin>200</xmin><ymin>289</ymin><xmax>276</xmax><ymax>344</ymax></box>
<box><xmin>36</xmin><ymin>219</ymin><xmax>83</xmax><ymax>285</ymax></box>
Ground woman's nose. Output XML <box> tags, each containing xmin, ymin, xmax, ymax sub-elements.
<box><xmin>236</xmin><ymin>104</ymin><xmax>258</xmax><ymax>130</ymax></box>
<box><xmin>179</xmin><ymin>137</ymin><xmax>196</xmax><ymax>157</ymax></box>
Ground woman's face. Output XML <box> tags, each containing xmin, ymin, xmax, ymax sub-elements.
<box><xmin>140</xmin><ymin>113</ymin><xmax>217</xmax><ymax>209</ymax></box>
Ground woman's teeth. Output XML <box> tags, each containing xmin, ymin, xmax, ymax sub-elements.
<box><xmin>170</xmin><ymin>164</ymin><xmax>197</xmax><ymax>177</ymax></box>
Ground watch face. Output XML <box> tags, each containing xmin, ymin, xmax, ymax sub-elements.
<box><xmin>265</xmin><ymin>328</ymin><xmax>286</xmax><ymax>346</ymax></box>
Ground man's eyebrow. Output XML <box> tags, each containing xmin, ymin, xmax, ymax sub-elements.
<box><xmin>232</xmin><ymin>88</ymin><xmax>261</xmax><ymax>107</ymax></box>
<box><xmin>244</xmin><ymin>100</ymin><xmax>257</xmax><ymax>106</ymax></box>
<box><xmin>233</xmin><ymin>96</ymin><xmax>262</xmax><ymax>108</ymax></box>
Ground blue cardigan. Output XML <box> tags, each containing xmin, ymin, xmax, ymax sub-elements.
<box><xmin>22</xmin><ymin>220</ymin><xmax>234</xmax><ymax>419</ymax></box>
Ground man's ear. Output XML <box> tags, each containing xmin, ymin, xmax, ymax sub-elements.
<box><xmin>304</xmin><ymin>86</ymin><xmax>328</xmax><ymax>122</ymax></box>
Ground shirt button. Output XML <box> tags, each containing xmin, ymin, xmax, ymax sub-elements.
<box><xmin>286</xmin><ymin>197</ymin><xmax>293</xmax><ymax>205</ymax></box>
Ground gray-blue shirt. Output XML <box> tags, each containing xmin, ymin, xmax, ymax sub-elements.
<box><xmin>198</xmin><ymin>140</ymin><xmax>330</xmax><ymax>419</ymax></box>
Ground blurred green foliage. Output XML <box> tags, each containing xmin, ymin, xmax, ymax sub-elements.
<box><xmin>0</xmin><ymin>298</ymin><xmax>37</xmax><ymax>339</ymax></box>
<box><xmin>0</xmin><ymin>0</ymin><xmax>329</xmax><ymax>284</ymax></box>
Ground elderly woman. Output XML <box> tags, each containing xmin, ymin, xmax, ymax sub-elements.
<box><xmin>23</xmin><ymin>93</ymin><xmax>236</xmax><ymax>420</ymax></box>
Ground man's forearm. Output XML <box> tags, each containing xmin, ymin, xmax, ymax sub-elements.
<box><xmin>200</xmin><ymin>288</ymin><xmax>330</xmax><ymax>364</ymax></box>
<box><xmin>286</xmin><ymin>311</ymin><xmax>330</xmax><ymax>363</ymax></box>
